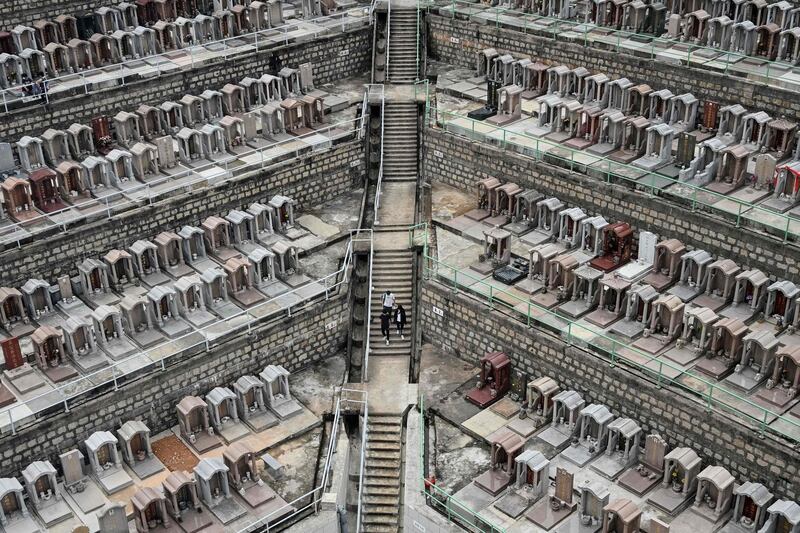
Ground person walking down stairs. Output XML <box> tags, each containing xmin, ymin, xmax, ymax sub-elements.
<box><xmin>394</xmin><ymin>304</ymin><xmax>407</xmax><ymax>340</ymax></box>
<box><xmin>380</xmin><ymin>311</ymin><xmax>392</xmax><ymax>346</ymax></box>
<box><xmin>381</xmin><ymin>290</ymin><xmax>396</xmax><ymax>314</ymax></box>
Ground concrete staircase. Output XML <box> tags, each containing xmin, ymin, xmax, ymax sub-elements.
<box><xmin>369</xmin><ymin>249</ymin><xmax>413</xmax><ymax>357</ymax></box>
<box><xmin>382</xmin><ymin>101</ymin><xmax>418</xmax><ymax>183</ymax></box>
<box><xmin>362</xmin><ymin>414</ymin><xmax>404</xmax><ymax>532</ymax></box>
<box><xmin>387</xmin><ymin>8</ymin><xmax>419</xmax><ymax>83</ymax></box>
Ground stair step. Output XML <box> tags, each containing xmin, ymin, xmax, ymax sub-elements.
<box><xmin>367</xmin><ymin>422</ymin><xmax>400</xmax><ymax>436</ymax></box>
<box><xmin>368</xmin><ymin>441</ymin><xmax>402</xmax><ymax>451</ymax></box>
<box><xmin>364</xmin><ymin>477</ymin><xmax>399</xmax><ymax>486</ymax></box>
<box><xmin>362</xmin><ymin>525</ymin><xmax>398</xmax><ymax>533</ymax></box>
<box><xmin>370</xmin><ymin>415</ymin><xmax>403</xmax><ymax>424</ymax></box>
<box><xmin>365</xmin><ymin>497</ymin><xmax>401</xmax><ymax>509</ymax></box>
<box><xmin>363</xmin><ymin>514</ymin><xmax>400</xmax><ymax>525</ymax></box>
<box><xmin>365</xmin><ymin>485</ymin><xmax>401</xmax><ymax>496</ymax></box>
<box><xmin>366</xmin><ymin>466</ymin><xmax>401</xmax><ymax>478</ymax></box>
<box><xmin>363</xmin><ymin>504</ymin><xmax>400</xmax><ymax>516</ymax></box>
<box><xmin>368</xmin><ymin>450</ymin><xmax>402</xmax><ymax>460</ymax></box>
<box><xmin>366</xmin><ymin>458</ymin><xmax>401</xmax><ymax>470</ymax></box>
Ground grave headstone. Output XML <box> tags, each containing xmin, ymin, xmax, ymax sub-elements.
<box><xmin>58</xmin><ymin>276</ymin><xmax>73</xmax><ymax>302</ymax></box>
<box><xmin>0</xmin><ymin>143</ymin><xmax>14</xmax><ymax>173</ymax></box>
<box><xmin>59</xmin><ymin>449</ymin><xmax>86</xmax><ymax>485</ymax></box>
<box><xmin>667</xmin><ymin>14</ymin><xmax>682</xmax><ymax>38</ymax></box>
<box><xmin>154</xmin><ymin>136</ymin><xmax>176</xmax><ymax>168</ymax></box>
<box><xmin>677</xmin><ymin>132</ymin><xmax>696</xmax><ymax>167</ymax></box>
<box><xmin>299</xmin><ymin>63</ymin><xmax>314</xmax><ymax>92</ymax></box>
<box><xmin>96</xmin><ymin>502</ymin><xmax>128</xmax><ymax>533</ymax></box>
<box><xmin>643</xmin><ymin>434</ymin><xmax>667</xmax><ymax>472</ymax></box>
<box><xmin>510</xmin><ymin>369</ymin><xmax>527</xmax><ymax>401</ymax></box>
<box><xmin>702</xmin><ymin>101</ymin><xmax>719</xmax><ymax>131</ymax></box>
<box><xmin>243</xmin><ymin>114</ymin><xmax>258</xmax><ymax>140</ymax></box>
<box><xmin>554</xmin><ymin>467</ymin><xmax>574</xmax><ymax>504</ymax></box>
<box><xmin>754</xmin><ymin>154</ymin><xmax>777</xmax><ymax>189</ymax></box>
<box><xmin>639</xmin><ymin>231</ymin><xmax>657</xmax><ymax>264</ymax></box>
<box><xmin>1</xmin><ymin>338</ymin><xmax>23</xmax><ymax>371</ymax></box>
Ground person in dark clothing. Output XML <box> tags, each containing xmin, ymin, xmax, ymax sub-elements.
<box><xmin>380</xmin><ymin>311</ymin><xmax>391</xmax><ymax>346</ymax></box>
<box><xmin>394</xmin><ymin>305</ymin><xmax>407</xmax><ymax>340</ymax></box>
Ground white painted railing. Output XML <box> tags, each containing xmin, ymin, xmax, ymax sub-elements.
<box><xmin>1</xmin><ymin>230</ymin><xmax>365</xmax><ymax>434</ymax></box>
<box><xmin>0</xmin><ymin>114</ymin><xmax>361</xmax><ymax>249</ymax></box>
<box><xmin>235</xmin><ymin>387</ymin><xmax>368</xmax><ymax>533</ymax></box>
<box><xmin>0</xmin><ymin>8</ymin><xmax>372</xmax><ymax>114</ymax></box>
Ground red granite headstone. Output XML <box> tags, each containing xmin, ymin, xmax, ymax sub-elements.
<box><xmin>1</xmin><ymin>337</ymin><xmax>23</xmax><ymax>370</ymax></box>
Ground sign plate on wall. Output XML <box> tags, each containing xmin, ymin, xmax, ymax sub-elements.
<box><xmin>339</xmin><ymin>49</ymin><xmax>349</xmax><ymax>57</ymax></box>
<box><xmin>432</xmin><ymin>305</ymin><xmax>444</xmax><ymax>317</ymax></box>
<box><xmin>450</xmin><ymin>37</ymin><xmax>460</xmax><ymax>44</ymax></box>
<box><xmin>434</xmin><ymin>150</ymin><xmax>443</xmax><ymax>158</ymax></box>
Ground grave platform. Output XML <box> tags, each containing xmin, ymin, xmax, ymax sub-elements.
<box><xmin>617</xmin><ymin>466</ymin><xmax>661</xmax><ymax>496</ymax></box>
<box><xmin>129</xmin><ymin>455</ymin><xmax>166</xmax><ymax>480</ymax></box>
<box><xmin>34</xmin><ymin>498</ymin><xmax>73</xmax><ymax>527</ymax></box>
<box><xmin>43</xmin><ymin>363</ymin><xmax>78</xmax><ymax>384</ymax></box>
<box><xmin>187</xmin><ymin>431</ymin><xmax>223</xmax><ymax>454</ymax></box>
<box><xmin>175</xmin><ymin>508</ymin><xmax>214</xmax><ymax>533</ymax></box>
<box><xmin>494</xmin><ymin>489</ymin><xmax>535</xmax><ymax>519</ymax></box>
<box><xmin>4</xmin><ymin>363</ymin><xmax>46</xmax><ymax>394</ymax></box>
<box><xmin>693</xmin><ymin>357</ymin><xmax>736</xmax><ymax>380</ymax></box>
<box><xmin>474</xmin><ymin>469</ymin><xmax>512</xmax><ymax>497</ymax></box>
<box><xmin>525</xmin><ymin>495</ymin><xmax>576</xmax><ymax>531</ymax></box>
<box><xmin>270</xmin><ymin>398</ymin><xmax>304</xmax><ymax>420</ymax></box>
<box><xmin>208</xmin><ymin>497</ymin><xmax>247</xmax><ymax>524</ymax></box>
<box><xmin>536</xmin><ymin>425</ymin><xmax>573</xmax><ymax>450</ymax></box>
<box><xmin>559</xmin><ymin>442</ymin><xmax>600</xmax><ymax>467</ymax></box>
<box><xmin>647</xmin><ymin>485</ymin><xmax>694</xmax><ymax>515</ymax></box>
<box><xmin>553</xmin><ymin>511</ymin><xmax>603</xmax><ymax>533</ymax></box>
<box><xmin>2</xmin><ymin>514</ymin><xmax>42</xmax><ymax>533</ymax></box>
<box><xmin>95</xmin><ymin>468</ymin><xmax>133</xmax><ymax>495</ymax></box>
<box><xmin>219</xmin><ymin>422</ymin><xmax>250</xmax><ymax>444</ymax></box>
<box><xmin>60</xmin><ymin>481</ymin><xmax>106</xmax><ymax>513</ymax></box>
<box><xmin>244</xmin><ymin>410</ymin><xmax>279</xmax><ymax>432</ymax></box>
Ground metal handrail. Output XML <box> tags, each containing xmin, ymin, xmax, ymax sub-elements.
<box><xmin>236</xmin><ymin>388</ymin><xmax>368</xmax><ymax>533</ymax></box>
<box><xmin>386</xmin><ymin>0</ymin><xmax>393</xmax><ymax>81</ymax></box>
<box><xmin>355</xmin><ymin>391</ymin><xmax>370</xmax><ymax>531</ymax></box>
<box><xmin>372</xmin><ymin>84</ymin><xmax>386</xmax><ymax>223</ymax></box>
<box><xmin>433</xmin><ymin>0</ymin><xmax>800</xmax><ymax>94</ymax></box>
<box><xmin>416</xmin><ymin>0</ymin><xmax>420</xmax><ymax>81</ymax></box>
<box><xmin>417</xmin><ymin>393</ymin><xmax>508</xmax><ymax>533</ymax></box>
<box><xmin>423</xmin><ymin>252</ymin><xmax>800</xmax><ymax>445</ymax></box>
<box><xmin>1</xmin><ymin>233</ymin><xmax>361</xmax><ymax>434</ymax></box>
<box><xmin>0</xmin><ymin>114</ymin><xmax>361</xmax><ymax>249</ymax></box>
<box><xmin>432</xmin><ymin>105</ymin><xmax>800</xmax><ymax>242</ymax></box>
<box><xmin>0</xmin><ymin>9</ymin><xmax>372</xmax><ymax>114</ymax></box>
<box><xmin>351</xmin><ymin>225</ymin><xmax>375</xmax><ymax>383</ymax></box>
<box><xmin>364</xmin><ymin>228</ymin><xmax>375</xmax><ymax>383</ymax></box>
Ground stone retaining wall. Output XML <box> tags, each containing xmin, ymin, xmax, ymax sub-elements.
<box><xmin>420</xmin><ymin>281</ymin><xmax>799</xmax><ymax>500</ymax></box>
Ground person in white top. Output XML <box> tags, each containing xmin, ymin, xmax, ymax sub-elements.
<box><xmin>381</xmin><ymin>290</ymin><xmax>395</xmax><ymax>314</ymax></box>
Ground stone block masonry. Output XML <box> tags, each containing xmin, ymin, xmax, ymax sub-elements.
<box><xmin>0</xmin><ymin>0</ymin><xmax>120</xmax><ymax>28</ymax></box>
<box><xmin>420</xmin><ymin>281</ymin><xmax>800</xmax><ymax>500</ymax></box>
<box><xmin>0</xmin><ymin>26</ymin><xmax>372</xmax><ymax>139</ymax></box>
<box><xmin>0</xmin><ymin>138</ymin><xmax>364</xmax><ymax>287</ymax></box>
<box><xmin>0</xmin><ymin>292</ymin><xmax>349</xmax><ymax>477</ymax></box>
<box><xmin>425</xmin><ymin>14</ymin><xmax>800</xmax><ymax>122</ymax></box>
<box><xmin>423</xmin><ymin>127</ymin><xmax>800</xmax><ymax>282</ymax></box>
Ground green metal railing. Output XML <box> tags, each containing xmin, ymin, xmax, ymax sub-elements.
<box><xmin>417</xmin><ymin>393</ymin><xmax>508</xmax><ymax>533</ymax></box>
<box><xmin>429</xmin><ymin>0</ymin><xmax>800</xmax><ymax>93</ymax></box>
<box><xmin>431</xmin><ymin>105</ymin><xmax>800</xmax><ymax>241</ymax></box>
<box><xmin>421</xmin><ymin>247</ymin><xmax>800</xmax><ymax>444</ymax></box>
